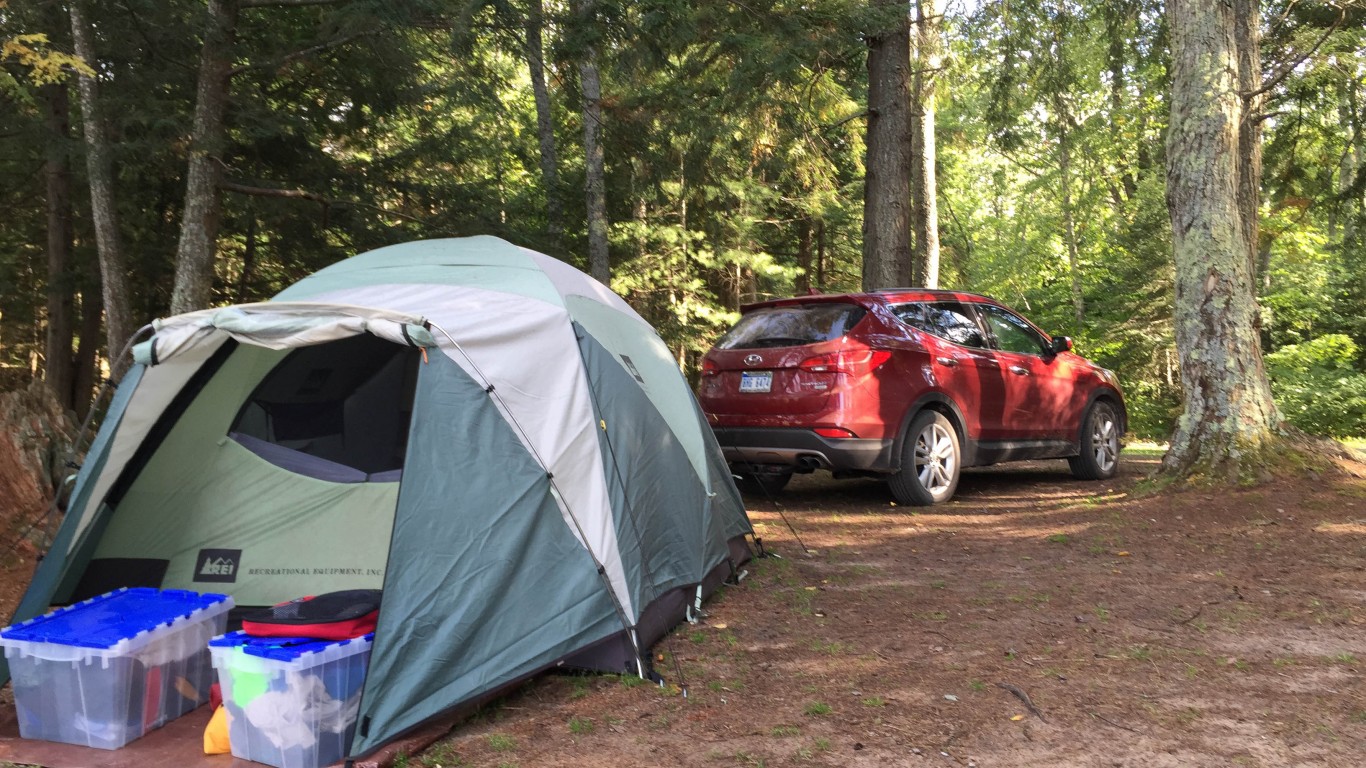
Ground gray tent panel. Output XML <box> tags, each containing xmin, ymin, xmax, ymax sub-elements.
<box><xmin>352</xmin><ymin>353</ymin><xmax>623</xmax><ymax>755</ymax></box>
<box><xmin>688</xmin><ymin>396</ymin><xmax>753</xmax><ymax>544</ymax></box>
<box><xmin>574</xmin><ymin>325</ymin><xmax>735</xmax><ymax>611</ymax></box>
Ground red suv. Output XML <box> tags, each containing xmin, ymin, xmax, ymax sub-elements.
<box><xmin>698</xmin><ymin>290</ymin><xmax>1125</xmax><ymax>505</ymax></box>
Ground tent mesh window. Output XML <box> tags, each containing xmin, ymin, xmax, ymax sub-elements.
<box><xmin>230</xmin><ymin>334</ymin><xmax>420</xmax><ymax>480</ymax></box>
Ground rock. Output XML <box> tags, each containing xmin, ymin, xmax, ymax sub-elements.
<box><xmin>0</xmin><ymin>381</ymin><xmax>81</xmax><ymax>540</ymax></box>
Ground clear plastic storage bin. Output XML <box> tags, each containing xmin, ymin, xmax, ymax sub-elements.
<box><xmin>209</xmin><ymin>631</ymin><xmax>373</xmax><ymax>768</ymax></box>
<box><xmin>0</xmin><ymin>588</ymin><xmax>233</xmax><ymax>749</ymax></box>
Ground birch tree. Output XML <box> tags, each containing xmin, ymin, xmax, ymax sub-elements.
<box><xmin>909</xmin><ymin>0</ymin><xmax>941</xmax><ymax>288</ymax></box>
<box><xmin>69</xmin><ymin>0</ymin><xmax>134</xmax><ymax>377</ymax></box>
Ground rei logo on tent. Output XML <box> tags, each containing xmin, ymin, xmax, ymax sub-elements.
<box><xmin>193</xmin><ymin>549</ymin><xmax>242</xmax><ymax>583</ymax></box>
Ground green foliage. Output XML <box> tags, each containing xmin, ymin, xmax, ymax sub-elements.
<box><xmin>1265</xmin><ymin>336</ymin><xmax>1366</xmax><ymax>438</ymax></box>
<box><xmin>1</xmin><ymin>0</ymin><xmax>1363</xmax><ymax>458</ymax></box>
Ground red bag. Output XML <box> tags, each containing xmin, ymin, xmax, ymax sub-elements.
<box><xmin>241</xmin><ymin>590</ymin><xmax>381</xmax><ymax>640</ymax></box>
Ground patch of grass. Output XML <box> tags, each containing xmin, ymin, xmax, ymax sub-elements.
<box><xmin>393</xmin><ymin>751</ymin><xmax>410</xmax><ymax>768</ymax></box>
<box><xmin>969</xmin><ymin>680</ymin><xmax>987</xmax><ymax>692</ymax></box>
<box><xmin>1184</xmin><ymin>664</ymin><xmax>1200</xmax><ymax>679</ymax></box>
<box><xmin>813</xmin><ymin>738</ymin><xmax>831</xmax><ymax>751</ymax></box>
<box><xmin>1332</xmin><ymin>652</ymin><xmax>1357</xmax><ymax>664</ymax></box>
<box><xmin>1128</xmin><ymin>645</ymin><xmax>1152</xmax><ymax>661</ymax></box>
<box><xmin>487</xmin><ymin>733</ymin><xmax>516</xmax><ymax>752</ymax></box>
<box><xmin>803</xmin><ymin>701</ymin><xmax>832</xmax><ymax>716</ymax></box>
<box><xmin>689</xmin><ymin>630</ymin><xmax>707</xmax><ymax>643</ymax></box>
<box><xmin>421</xmin><ymin>741</ymin><xmax>461</xmax><ymax>767</ymax></box>
<box><xmin>619</xmin><ymin>673</ymin><xmax>647</xmax><ymax>688</ymax></box>
<box><xmin>862</xmin><ymin>696</ymin><xmax>886</xmax><ymax>707</ymax></box>
<box><xmin>929</xmin><ymin>579</ymin><xmax>947</xmax><ymax>589</ymax></box>
<box><xmin>568</xmin><ymin>716</ymin><xmax>595</xmax><ymax>735</ymax></box>
<box><xmin>1175</xmin><ymin>707</ymin><xmax>1203</xmax><ymax>725</ymax></box>
<box><xmin>735</xmin><ymin>751</ymin><xmax>766</xmax><ymax>767</ymax></box>
<box><xmin>1273</xmin><ymin>657</ymin><xmax>1296</xmax><ymax>667</ymax></box>
<box><xmin>1047</xmin><ymin>533</ymin><xmax>1070</xmax><ymax>544</ymax></box>
<box><xmin>570</xmin><ymin>678</ymin><xmax>590</xmax><ymax>699</ymax></box>
<box><xmin>1352</xmin><ymin>710</ymin><xmax>1366</xmax><ymax>723</ymax></box>
<box><xmin>808</xmin><ymin>639</ymin><xmax>848</xmax><ymax>655</ymax></box>
<box><xmin>771</xmin><ymin>725</ymin><xmax>801</xmax><ymax>737</ymax></box>
<box><xmin>1094</xmin><ymin>604</ymin><xmax>1111</xmax><ymax>622</ymax></box>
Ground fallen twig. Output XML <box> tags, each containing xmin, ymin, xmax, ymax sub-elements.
<box><xmin>997</xmin><ymin>682</ymin><xmax>1047</xmax><ymax>723</ymax></box>
<box><xmin>1089</xmin><ymin>711</ymin><xmax>1140</xmax><ymax>733</ymax></box>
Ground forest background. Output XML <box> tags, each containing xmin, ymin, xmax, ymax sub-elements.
<box><xmin>1</xmin><ymin>0</ymin><xmax>1364</xmax><ymax>442</ymax></box>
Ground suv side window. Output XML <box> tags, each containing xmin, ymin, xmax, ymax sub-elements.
<box><xmin>891</xmin><ymin>302</ymin><xmax>988</xmax><ymax>349</ymax></box>
<box><xmin>977</xmin><ymin>304</ymin><xmax>1047</xmax><ymax>355</ymax></box>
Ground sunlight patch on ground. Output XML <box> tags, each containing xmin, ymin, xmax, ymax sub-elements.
<box><xmin>1313</xmin><ymin>521</ymin><xmax>1366</xmax><ymax>536</ymax></box>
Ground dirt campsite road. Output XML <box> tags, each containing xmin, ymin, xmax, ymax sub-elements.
<box><xmin>2</xmin><ymin>449</ymin><xmax>1365</xmax><ymax>768</ymax></box>
<box><xmin>415</xmin><ymin>449</ymin><xmax>1366</xmax><ymax>767</ymax></box>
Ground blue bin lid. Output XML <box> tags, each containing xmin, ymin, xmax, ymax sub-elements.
<box><xmin>209</xmin><ymin>631</ymin><xmax>373</xmax><ymax>661</ymax></box>
<box><xmin>1</xmin><ymin>588</ymin><xmax>231</xmax><ymax>649</ymax></box>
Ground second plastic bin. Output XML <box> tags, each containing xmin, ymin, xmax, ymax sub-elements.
<box><xmin>209</xmin><ymin>631</ymin><xmax>373</xmax><ymax>768</ymax></box>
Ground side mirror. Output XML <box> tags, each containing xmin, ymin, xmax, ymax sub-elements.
<box><xmin>1048</xmin><ymin>336</ymin><xmax>1073</xmax><ymax>355</ymax></box>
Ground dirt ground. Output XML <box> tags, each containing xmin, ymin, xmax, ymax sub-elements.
<box><xmin>405</xmin><ymin>450</ymin><xmax>1366</xmax><ymax>767</ymax></box>
<box><xmin>3</xmin><ymin>450</ymin><xmax>1366</xmax><ymax>767</ymax></box>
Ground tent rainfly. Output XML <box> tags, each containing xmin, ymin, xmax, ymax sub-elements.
<box><xmin>7</xmin><ymin>236</ymin><xmax>755</xmax><ymax>760</ymax></box>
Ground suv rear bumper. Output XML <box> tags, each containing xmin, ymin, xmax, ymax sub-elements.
<box><xmin>710</xmin><ymin>427</ymin><xmax>895</xmax><ymax>473</ymax></box>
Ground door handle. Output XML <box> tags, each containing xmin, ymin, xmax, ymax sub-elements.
<box><xmin>935</xmin><ymin>356</ymin><xmax>959</xmax><ymax>367</ymax></box>
<box><xmin>1009</xmin><ymin>365</ymin><xmax>1029</xmax><ymax>376</ymax></box>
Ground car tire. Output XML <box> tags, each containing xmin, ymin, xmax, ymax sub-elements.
<box><xmin>733</xmin><ymin>469</ymin><xmax>794</xmax><ymax>496</ymax></box>
<box><xmin>1068</xmin><ymin>400</ymin><xmax>1121</xmax><ymax>480</ymax></box>
<box><xmin>889</xmin><ymin>410</ymin><xmax>961</xmax><ymax>506</ymax></box>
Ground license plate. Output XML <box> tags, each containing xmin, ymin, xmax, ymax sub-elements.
<box><xmin>739</xmin><ymin>371</ymin><xmax>772</xmax><ymax>393</ymax></box>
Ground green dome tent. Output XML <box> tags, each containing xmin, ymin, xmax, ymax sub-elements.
<box><xmin>8</xmin><ymin>236</ymin><xmax>754</xmax><ymax>759</ymax></box>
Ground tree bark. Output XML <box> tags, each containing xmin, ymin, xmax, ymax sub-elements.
<box><xmin>909</xmin><ymin>0</ymin><xmax>941</xmax><ymax>288</ymax></box>
<box><xmin>575</xmin><ymin>0</ymin><xmax>609</xmax><ymax>285</ymax></box>
<box><xmin>1233</xmin><ymin>0</ymin><xmax>1263</xmax><ymax>284</ymax></box>
<box><xmin>526</xmin><ymin>0</ymin><xmax>562</xmax><ymax>241</ymax></box>
<box><xmin>862</xmin><ymin>0</ymin><xmax>912</xmax><ymax>291</ymax></box>
<box><xmin>43</xmin><ymin>83</ymin><xmax>76</xmax><ymax>411</ymax></box>
<box><xmin>69</xmin><ymin>0</ymin><xmax>134</xmax><ymax>379</ymax></box>
<box><xmin>1160</xmin><ymin>0</ymin><xmax>1281</xmax><ymax>481</ymax></box>
<box><xmin>1055</xmin><ymin>97</ymin><xmax>1085</xmax><ymax>326</ymax></box>
<box><xmin>171</xmin><ymin>0</ymin><xmax>241</xmax><ymax>314</ymax></box>
<box><xmin>797</xmin><ymin>217</ymin><xmax>813</xmax><ymax>294</ymax></box>
<box><xmin>73</xmin><ymin>286</ymin><xmax>102</xmax><ymax>421</ymax></box>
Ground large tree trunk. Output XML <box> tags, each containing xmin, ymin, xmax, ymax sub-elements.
<box><xmin>69</xmin><ymin>0</ymin><xmax>134</xmax><ymax>379</ymax></box>
<box><xmin>909</xmin><ymin>0</ymin><xmax>941</xmax><ymax>288</ymax></box>
<box><xmin>43</xmin><ymin>83</ymin><xmax>76</xmax><ymax>411</ymax></box>
<box><xmin>575</xmin><ymin>0</ymin><xmax>609</xmax><ymax>285</ymax></box>
<box><xmin>862</xmin><ymin>0</ymin><xmax>912</xmax><ymax>291</ymax></box>
<box><xmin>526</xmin><ymin>0</ymin><xmax>562</xmax><ymax>241</ymax></box>
<box><xmin>1160</xmin><ymin>0</ymin><xmax>1281</xmax><ymax>481</ymax></box>
<box><xmin>171</xmin><ymin>0</ymin><xmax>241</xmax><ymax>314</ymax></box>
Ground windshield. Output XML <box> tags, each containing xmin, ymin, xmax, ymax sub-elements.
<box><xmin>716</xmin><ymin>303</ymin><xmax>867</xmax><ymax>350</ymax></box>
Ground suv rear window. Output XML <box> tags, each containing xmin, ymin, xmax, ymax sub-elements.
<box><xmin>716</xmin><ymin>303</ymin><xmax>867</xmax><ymax>350</ymax></box>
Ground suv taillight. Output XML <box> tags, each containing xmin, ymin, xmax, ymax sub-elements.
<box><xmin>798</xmin><ymin>348</ymin><xmax>892</xmax><ymax>375</ymax></box>
<box><xmin>701</xmin><ymin>357</ymin><xmax>720</xmax><ymax>377</ymax></box>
